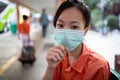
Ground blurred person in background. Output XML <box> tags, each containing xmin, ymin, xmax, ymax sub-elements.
<box><xmin>18</xmin><ymin>15</ymin><xmax>30</xmax><ymax>48</ymax></box>
<box><xmin>43</xmin><ymin>0</ymin><xmax>110</xmax><ymax>80</ymax></box>
<box><xmin>39</xmin><ymin>8</ymin><xmax>49</xmax><ymax>38</ymax></box>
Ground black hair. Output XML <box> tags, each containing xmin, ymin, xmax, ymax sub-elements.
<box><xmin>53</xmin><ymin>0</ymin><xmax>91</xmax><ymax>28</ymax></box>
<box><xmin>23</xmin><ymin>15</ymin><xmax>28</xmax><ymax>21</ymax></box>
<box><xmin>42</xmin><ymin>8</ymin><xmax>46</xmax><ymax>12</ymax></box>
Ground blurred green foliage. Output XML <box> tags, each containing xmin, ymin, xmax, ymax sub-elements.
<box><xmin>0</xmin><ymin>20</ymin><xmax>4</xmax><ymax>31</ymax></box>
<box><xmin>91</xmin><ymin>9</ymin><xmax>102</xmax><ymax>27</ymax></box>
<box><xmin>84</xmin><ymin>0</ymin><xmax>119</xmax><ymax>30</ymax></box>
<box><xmin>84</xmin><ymin>0</ymin><xmax>100</xmax><ymax>10</ymax></box>
<box><xmin>96</xmin><ymin>21</ymin><xmax>104</xmax><ymax>28</ymax></box>
<box><xmin>106</xmin><ymin>15</ymin><xmax>118</xmax><ymax>29</ymax></box>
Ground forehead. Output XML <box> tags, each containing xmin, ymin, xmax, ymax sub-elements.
<box><xmin>57</xmin><ymin>7</ymin><xmax>84</xmax><ymax>23</ymax></box>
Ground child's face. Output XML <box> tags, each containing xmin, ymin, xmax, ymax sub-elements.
<box><xmin>56</xmin><ymin>7</ymin><xmax>85</xmax><ymax>30</ymax></box>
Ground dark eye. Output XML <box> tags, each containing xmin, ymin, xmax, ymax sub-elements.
<box><xmin>71</xmin><ymin>26</ymin><xmax>79</xmax><ymax>29</ymax></box>
<box><xmin>56</xmin><ymin>24</ymin><xmax>64</xmax><ymax>29</ymax></box>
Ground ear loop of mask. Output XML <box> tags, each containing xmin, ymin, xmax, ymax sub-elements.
<box><xmin>83</xmin><ymin>29</ymin><xmax>91</xmax><ymax>48</ymax></box>
<box><xmin>82</xmin><ymin>26</ymin><xmax>91</xmax><ymax>48</ymax></box>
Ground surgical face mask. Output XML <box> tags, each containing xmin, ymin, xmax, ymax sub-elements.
<box><xmin>53</xmin><ymin>29</ymin><xmax>84</xmax><ymax>52</ymax></box>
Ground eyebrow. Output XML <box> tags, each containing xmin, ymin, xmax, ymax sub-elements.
<box><xmin>57</xmin><ymin>19</ymin><xmax>80</xmax><ymax>24</ymax></box>
<box><xmin>57</xmin><ymin>19</ymin><xmax>64</xmax><ymax>23</ymax></box>
<box><xmin>70</xmin><ymin>21</ymin><xmax>80</xmax><ymax>24</ymax></box>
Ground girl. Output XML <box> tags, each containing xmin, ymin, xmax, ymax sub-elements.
<box><xmin>43</xmin><ymin>0</ymin><xmax>110</xmax><ymax>80</ymax></box>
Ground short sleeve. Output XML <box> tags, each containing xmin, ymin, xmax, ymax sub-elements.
<box><xmin>92</xmin><ymin>62</ymin><xmax>110</xmax><ymax>80</ymax></box>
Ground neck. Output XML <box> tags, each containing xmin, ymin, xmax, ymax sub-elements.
<box><xmin>68</xmin><ymin>44</ymin><xmax>83</xmax><ymax>65</ymax></box>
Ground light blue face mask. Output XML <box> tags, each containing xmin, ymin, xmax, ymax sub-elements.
<box><xmin>53</xmin><ymin>29</ymin><xmax>84</xmax><ymax>52</ymax></box>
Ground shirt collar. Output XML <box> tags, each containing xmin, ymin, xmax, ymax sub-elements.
<box><xmin>62</xmin><ymin>43</ymin><xmax>90</xmax><ymax>73</ymax></box>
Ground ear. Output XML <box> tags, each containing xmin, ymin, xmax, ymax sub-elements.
<box><xmin>84</xmin><ymin>25</ymin><xmax>91</xmax><ymax>36</ymax></box>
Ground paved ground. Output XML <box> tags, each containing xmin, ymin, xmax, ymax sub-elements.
<box><xmin>0</xmin><ymin>24</ymin><xmax>54</xmax><ymax>80</ymax></box>
<box><xmin>0</xmin><ymin>25</ymin><xmax>120</xmax><ymax>80</ymax></box>
<box><xmin>0</xmin><ymin>37</ymin><xmax>54</xmax><ymax>80</ymax></box>
<box><xmin>0</xmin><ymin>32</ymin><xmax>19</xmax><ymax>68</ymax></box>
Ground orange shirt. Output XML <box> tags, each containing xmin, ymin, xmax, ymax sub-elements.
<box><xmin>53</xmin><ymin>44</ymin><xmax>110</xmax><ymax>80</ymax></box>
<box><xmin>18</xmin><ymin>21</ymin><xmax>30</xmax><ymax>34</ymax></box>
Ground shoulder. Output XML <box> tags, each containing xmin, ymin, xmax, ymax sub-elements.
<box><xmin>85</xmin><ymin>48</ymin><xmax>110</xmax><ymax>74</ymax></box>
<box><xmin>83</xmin><ymin>51</ymin><xmax>110</xmax><ymax>80</ymax></box>
<box><xmin>18</xmin><ymin>23</ymin><xmax>22</xmax><ymax>28</ymax></box>
<box><xmin>23</xmin><ymin>22</ymin><xmax>30</xmax><ymax>26</ymax></box>
<box><xmin>83</xmin><ymin>44</ymin><xmax>108</xmax><ymax>65</ymax></box>
<box><xmin>82</xmin><ymin>44</ymin><xmax>109</xmax><ymax>69</ymax></box>
<box><xmin>88</xmin><ymin>50</ymin><xmax>108</xmax><ymax>66</ymax></box>
<box><xmin>84</xmin><ymin>47</ymin><xmax>110</xmax><ymax>79</ymax></box>
<box><xmin>83</xmin><ymin>45</ymin><xmax>110</xmax><ymax>75</ymax></box>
